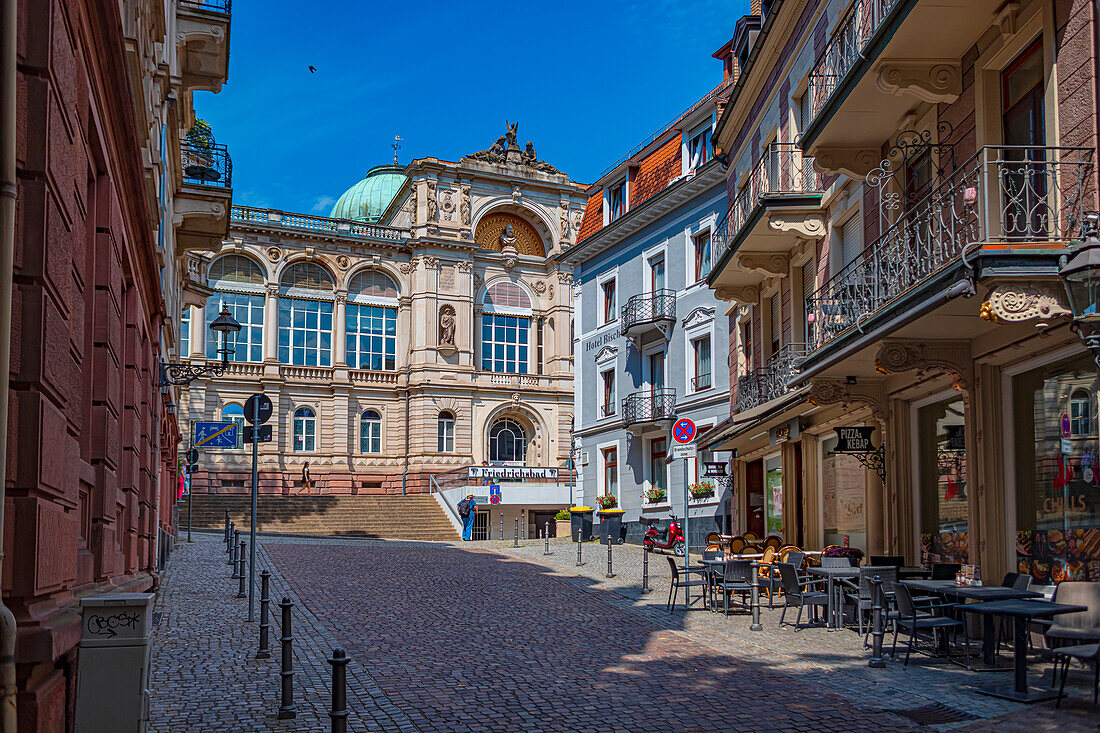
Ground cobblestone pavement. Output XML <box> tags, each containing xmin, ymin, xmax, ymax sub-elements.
<box><xmin>149</xmin><ymin>533</ymin><xmax>1099</xmax><ymax>732</ymax></box>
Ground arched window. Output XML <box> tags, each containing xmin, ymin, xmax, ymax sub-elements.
<box><xmin>1070</xmin><ymin>389</ymin><xmax>1092</xmax><ymax>436</ymax></box>
<box><xmin>346</xmin><ymin>270</ymin><xmax>398</xmax><ymax>371</ymax></box>
<box><xmin>481</xmin><ymin>282</ymin><xmax>531</xmax><ymax>374</ymax></box>
<box><xmin>488</xmin><ymin>418</ymin><xmax>526</xmax><ymax>464</ymax></box>
<box><xmin>360</xmin><ymin>410</ymin><xmax>381</xmax><ymax>453</ymax></box>
<box><xmin>206</xmin><ymin>255</ymin><xmax>266</xmax><ymax>363</ymax></box>
<box><xmin>278</xmin><ymin>263</ymin><xmax>335</xmax><ymax>367</ymax></box>
<box><xmin>222</xmin><ymin>404</ymin><xmax>245</xmax><ymax>446</ymax></box>
<box><xmin>293</xmin><ymin>407</ymin><xmax>317</xmax><ymax>452</ymax></box>
<box><xmin>437</xmin><ymin>411</ymin><xmax>455</xmax><ymax>453</ymax></box>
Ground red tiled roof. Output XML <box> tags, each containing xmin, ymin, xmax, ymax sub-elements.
<box><xmin>629</xmin><ymin>134</ymin><xmax>682</xmax><ymax>209</ymax></box>
<box><xmin>576</xmin><ymin>192</ymin><xmax>603</xmax><ymax>243</ymax></box>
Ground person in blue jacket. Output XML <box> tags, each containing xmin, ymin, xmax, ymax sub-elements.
<box><xmin>459</xmin><ymin>494</ymin><xmax>477</xmax><ymax>541</ymax></box>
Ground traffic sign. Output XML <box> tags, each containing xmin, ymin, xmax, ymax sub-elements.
<box><xmin>489</xmin><ymin>485</ymin><xmax>501</xmax><ymax>504</ymax></box>
<box><xmin>1061</xmin><ymin>413</ymin><xmax>1071</xmax><ymax>438</ymax></box>
<box><xmin>243</xmin><ymin>425</ymin><xmax>272</xmax><ymax>443</ymax></box>
<box><xmin>671</xmin><ymin>443</ymin><xmax>697</xmax><ymax>459</ymax></box>
<box><xmin>194</xmin><ymin>422</ymin><xmax>238</xmax><ymax>448</ymax></box>
<box><xmin>673</xmin><ymin>418</ymin><xmax>697</xmax><ymax>444</ymax></box>
<box><xmin>187</xmin><ymin>448</ymin><xmax>198</xmax><ymax>467</ymax></box>
<box><xmin>244</xmin><ymin>393</ymin><xmax>273</xmax><ymax>425</ymax></box>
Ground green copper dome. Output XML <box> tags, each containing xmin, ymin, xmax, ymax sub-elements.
<box><xmin>330</xmin><ymin>164</ymin><xmax>406</xmax><ymax>222</ymax></box>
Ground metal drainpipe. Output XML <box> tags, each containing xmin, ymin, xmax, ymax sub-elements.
<box><xmin>0</xmin><ymin>0</ymin><xmax>20</xmax><ymax>728</ymax></box>
<box><xmin>401</xmin><ymin>360</ymin><xmax>410</xmax><ymax>495</ymax></box>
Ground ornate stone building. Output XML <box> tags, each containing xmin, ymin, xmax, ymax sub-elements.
<box><xmin>181</xmin><ymin>128</ymin><xmax>584</xmax><ymax>502</ymax></box>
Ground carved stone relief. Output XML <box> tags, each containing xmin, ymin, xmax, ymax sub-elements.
<box><xmin>812</xmin><ymin>147</ymin><xmax>879</xmax><ymax>180</ymax></box>
<box><xmin>874</xmin><ymin>341</ymin><xmax>971</xmax><ymax>391</ymax></box>
<box><xmin>460</xmin><ymin>185</ymin><xmax>471</xmax><ymax>226</ymax></box>
<box><xmin>439</xmin><ymin>305</ymin><xmax>456</xmax><ymax>347</ymax></box>
<box><xmin>426</xmin><ymin>180</ymin><xmax>438</xmax><ymax>221</ymax></box>
<box><xmin>981</xmin><ymin>283</ymin><xmax>1071</xmax><ymax>324</ymax></box>
<box><xmin>876</xmin><ymin>61</ymin><xmax>962</xmax><ymax>104</ymax></box>
<box><xmin>768</xmin><ymin>214</ymin><xmax>826</xmax><ymax>239</ymax></box>
<box><xmin>808</xmin><ymin>378</ymin><xmax>887</xmax><ymax>421</ymax></box>
<box><xmin>737</xmin><ymin>253</ymin><xmax>789</xmax><ymax>276</ymax></box>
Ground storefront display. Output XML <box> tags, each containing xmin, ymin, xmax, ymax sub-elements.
<box><xmin>1013</xmin><ymin>353</ymin><xmax>1100</xmax><ymax>582</ymax></box>
<box><xmin>918</xmin><ymin>396</ymin><xmax>969</xmax><ymax>564</ymax></box>
<box><xmin>822</xmin><ymin>434</ymin><xmax>866</xmax><ymax>549</ymax></box>
<box><xmin>764</xmin><ymin>454</ymin><xmax>783</xmax><ymax>536</ymax></box>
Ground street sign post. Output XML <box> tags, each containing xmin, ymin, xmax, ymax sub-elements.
<box><xmin>245</xmin><ymin>394</ymin><xmax>273</xmax><ymax>425</ymax></box>
<box><xmin>672</xmin><ymin>418</ymin><xmax>697</xmax><ymax>575</ymax></box>
<box><xmin>245</xmin><ymin>393</ymin><xmax>272</xmax><ymax>623</ymax></box>
<box><xmin>194</xmin><ymin>422</ymin><xmax>238</xmax><ymax>448</ymax></box>
<box><xmin>243</xmin><ymin>425</ymin><xmax>273</xmax><ymax>443</ymax></box>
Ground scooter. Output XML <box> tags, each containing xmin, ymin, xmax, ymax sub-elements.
<box><xmin>643</xmin><ymin>517</ymin><xmax>685</xmax><ymax>556</ymax></box>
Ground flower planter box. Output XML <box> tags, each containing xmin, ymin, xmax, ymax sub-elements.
<box><xmin>690</xmin><ymin>491</ymin><xmax>715</xmax><ymax>502</ymax></box>
<box><xmin>554</xmin><ymin>519</ymin><xmax>571</xmax><ymax>538</ymax></box>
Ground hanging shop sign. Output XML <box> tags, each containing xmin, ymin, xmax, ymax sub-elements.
<box><xmin>833</xmin><ymin>426</ymin><xmax>877</xmax><ymax>454</ymax></box>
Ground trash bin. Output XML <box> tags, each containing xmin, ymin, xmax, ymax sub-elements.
<box><xmin>598</xmin><ymin>508</ymin><xmax>626</xmax><ymax>545</ymax></box>
<box><xmin>75</xmin><ymin>593</ymin><xmax>154</xmax><ymax>733</ymax></box>
<box><xmin>569</xmin><ymin>506</ymin><xmax>594</xmax><ymax>541</ymax></box>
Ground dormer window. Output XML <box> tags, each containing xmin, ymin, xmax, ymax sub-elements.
<box><xmin>609</xmin><ymin>181</ymin><xmax>626</xmax><ymax>222</ymax></box>
<box><xmin>686</xmin><ymin>127</ymin><xmax>710</xmax><ymax>172</ymax></box>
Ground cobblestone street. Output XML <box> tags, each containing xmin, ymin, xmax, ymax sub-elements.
<box><xmin>149</xmin><ymin>534</ymin><xmax>1100</xmax><ymax>732</ymax></box>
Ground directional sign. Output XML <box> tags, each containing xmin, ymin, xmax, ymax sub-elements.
<box><xmin>673</xmin><ymin>418</ymin><xmax>697</xmax><ymax>444</ymax></box>
<box><xmin>244</xmin><ymin>393</ymin><xmax>273</xmax><ymax>425</ymax></box>
<box><xmin>194</xmin><ymin>422</ymin><xmax>238</xmax><ymax>448</ymax></box>
<box><xmin>243</xmin><ymin>425</ymin><xmax>273</xmax><ymax>443</ymax></box>
<box><xmin>671</xmin><ymin>443</ymin><xmax>697</xmax><ymax>460</ymax></box>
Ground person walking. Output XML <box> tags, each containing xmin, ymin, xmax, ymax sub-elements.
<box><xmin>458</xmin><ymin>493</ymin><xmax>477</xmax><ymax>541</ymax></box>
<box><xmin>299</xmin><ymin>461</ymin><xmax>312</xmax><ymax>495</ymax></box>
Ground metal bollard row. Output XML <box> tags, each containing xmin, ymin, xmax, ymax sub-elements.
<box><xmin>237</xmin><ymin>542</ymin><xmax>247</xmax><ymax>598</ymax></box>
<box><xmin>278</xmin><ymin>597</ymin><xmax>297</xmax><ymax>719</ymax></box>
<box><xmin>642</xmin><ymin>547</ymin><xmax>650</xmax><ymax>593</ymax></box>
<box><xmin>868</xmin><ymin>575</ymin><xmax>886</xmax><ymax>668</ymax></box>
<box><xmin>513</xmin><ymin>517</ymin><xmax>519</xmax><ymax>548</ymax></box>
<box><xmin>749</xmin><ymin>561</ymin><xmax>762</xmax><ymax>631</ymax></box>
<box><xmin>329</xmin><ymin>648</ymin><xmax>349</xmax><ymax>733</ymax></box>
<box><xmin>605</xmin><ymin>539</ymin><xmax>614</xmax><ymax>579</ymax></box>
<box><xmin>575</xmin><ymin>529</ymin><xmax>583</xmax><ymax>566</ymax></box>
<box><xmin>224</xmin><ymin>510</ymin><xmax>231</xmax><ymax>550</ymax></box>
<box><xmin>230</xmin><ymin>531</ymin><xmax>240</xmax><ymax>576</ymax></box>
<box><xmin>257</xmin><ymin>570</ymin><xmax>271</xmax><ymax>659</ymax></box>
<box><xmin>543</xmin><ymin>521</ymin><xmax>551</xmax><ymax>555</ymax></box>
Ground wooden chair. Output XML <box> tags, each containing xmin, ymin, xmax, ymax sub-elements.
<box><xmin>758</xmin><ymin>546</ymin><xmax>781</xmax><ymax>605</ymax></box>
<box><xmin>762</xmin><ymin>535</ymin><xmax>783</xmax><ymax>551</ymax></box>
<box><xmin>727</xmin><ymin>537</ymin><xmax>746</xmax><ymax>555</ymax></box>
<box><xmin>742</xmin><ymin>531</ymin><xmax>759</xmax><ymax>542</ymax></box>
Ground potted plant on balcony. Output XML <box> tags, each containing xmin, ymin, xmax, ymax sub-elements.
<box><xmin>183</xmin><ymin>118</ymin><xmax>221</xmax><ymax>183</ymax></box>
<box><xmin>644</xmin><ymin>487</ymin><xmax>667</xmax><ymax>504</ymax></box>
<box><xmin>553</xmin><ymin>508</ymin><xmax>571</xmax><ymax>539</ymax></box>
<box><xmin>689</xmin><ymin>481</ymin><xmax>716</xmax><ymax>501</ymax></box>
<box><xmin>822</xmin><ymin>545</ymin><xmax>865</xmax><ymax>567</ymax></box>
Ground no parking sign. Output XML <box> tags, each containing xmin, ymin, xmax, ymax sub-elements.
<box><xmin>489</xmin><ymin>485</ymin><xmax>501</xmax><ymax>504</ymax></box>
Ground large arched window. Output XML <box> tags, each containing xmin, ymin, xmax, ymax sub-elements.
<box><xmin>222</xmin><ymin>404</ymin><xmax>245</xmax><ymax>446</ymax></box>
<box><xmin>1070</xmin><ymin>389</ymin><xmax>1092</xmax><ymax>437</ymax></box>
<box><xmin>346</xmin><ymin>269</ymin><xmax>398</xmax><ymax>371</ymax></box>
<box><xmin>278</xmin><ymin>262</ymin><xmax>335</xmax><ymax>367</ymax></box>
<box><xmin>437</xmin><ymin>411</ymin><xmax>455</xmax><ymax>453</ymax></box>
<box><xmin>481</xmin><ymin>282</ymin><xmax>531</xmax><ymax>374</ymax></box>
<box><xmin>360</xmin><ymin>410</ymin><xmax>382</xmax><ymax>453</ymax></box>
<box><xmin>488</xmin><ymin>418</ymin><xmax>527</xmax><ymax>464</ymax></box>
<box><xmin>206</xmin><ymin>255</ymin><xmax>266</xmax><ymax>362</ymax></box>
<box><xmin>293</xmin><ymin>406</ymin><xmax>317</xmax><ymax>452</ymax></box>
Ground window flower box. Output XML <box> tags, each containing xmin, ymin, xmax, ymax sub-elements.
<box><xmin>645</xmin><ymin>488</ymin><xmax>667</xmax><ymax>504</ymax></box>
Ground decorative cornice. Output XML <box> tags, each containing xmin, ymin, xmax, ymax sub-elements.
<box><xmin>981</xmin><ymin>283</ymin><xmax>1071</xmax><ymax>325</ymax></box>
<box><xmin>767</xmin><ymin>213</ymin><xmax>826</xmax><ymax>240</ymax></box>
<box><xmin>808</xmin><ymin>378</ymin><xmax>887</xmax><ymax>421</ymax></box>
<box><xmin>594</xmin><ymin>345</ymin><xmax>618</xmax><ymax>364</ymax></box>
<box><xmin>875</xmin><ymin>60</ymin><xmax>962</xmax><ymax>104</ymax></box>
<box><xmin>874</xmin><ymin>340</ymin><xmax>971</xmax><ymax>391</ymax></box>
<box><xmin>811</xmin><ymin>147</ymin><xmax>879</xmax><ymax>180</ymax></box>
<box><xmin>682</xmin><ymin>306</ymin><xmax>716</xmax><ymax>329</ymax></box>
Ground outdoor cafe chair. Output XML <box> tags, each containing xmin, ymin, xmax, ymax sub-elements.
<box><xmin>712</xmin><ymin>559</ymin><xmax>754</xmax><ymax>617</ymax></box>
<box><xmin>1044</xmin><ymin>581</ymin><xmax>1100</xmax><ymax>647</ymax></box>
<box><xmin>820</xmin><ymin>556</ymin><xmax>852</xmax><ymax>569</ymax></box>
<box><xmin>762</xmin><ymin>535</ymin><xmax>783</xmax><ymax>551</ymax></box>
<box><xmin>892</xmin><ymin>583</ymin><xmax>969</xmax><ymax>667</ymax></box>
<box><xmin>841</xmin><ymin>566</ymin><xmax>898</xmax><ymax>636</ymax></box>
<box><xmin>728</xmin><ymin>536</ymin><xmax>746</xmax><ymax>555</ymax></box>
<box><xmin>742</xmin><ymin>531</ymin><xmax>759</xmax><ymax>542</ymax></box>
<box><xmin>777</xmin><ymin>562</ymin><xmax>828</xmax><ymax>630</ymax></box>
<box><xmin>1053</xmin><ymin>640</ymin><xmax>1100</xmax><ymax>707</ymax></box>
<box><xmin>758</xmin><ymin>546</ymin><xmax>782</xmax><ymax>607</ymax></box>
<box><xmin>666</xmin><ymin>556</ymin><xmax>708</xmax><ymax>614</ymax></box>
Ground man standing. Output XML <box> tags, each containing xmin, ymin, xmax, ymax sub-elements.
<box><xmin>458</xmin><ymin>493</ymin><xmax>477</xmax><ymax>541</ymax></box>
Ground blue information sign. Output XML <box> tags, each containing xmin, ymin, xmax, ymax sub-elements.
<box><xmin>489</xmin><ymin>485</ymin><xmax>501</xmax><ymax>504</ymax></box>
<box><xmin>194</xmin><ymin>422</ymin><xmax>238</xmax><ymax>448</ymax></box>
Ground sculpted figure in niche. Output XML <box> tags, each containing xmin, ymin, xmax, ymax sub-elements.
<box><xmin>439</xmin><ymin>305</ymin><xmax>456</xmax><ymax>347</ymax></box>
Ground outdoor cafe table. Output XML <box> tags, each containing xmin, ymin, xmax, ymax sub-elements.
<box><xmin>806</xmin><ymin>566</ymin><xmax>859</xmax><ymax>630</ymax></box>
<box><xmin>958</xmin><ymin>599</ymin><xmax>1087</xmax><ymax>702</ymax></box>
<box><xmin>900</xmin><ymin>581</ymin><xmax>1041</xmax><ymax>669</ymax></box>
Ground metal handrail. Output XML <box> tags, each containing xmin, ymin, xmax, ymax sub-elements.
<box><xmin>712</xmin><ymin>143</ymin><xmax>821</xmax><ymax>269</ymax></box>
<box><xmin>231</xmin><ymin>205</ymin><xmax>407</xmax><ymax>241</ymax></box>
<box><xmin>622</xmin><ymin>388</ymin><xmax>677</xmax><ymax>426</ymax></box>
<box><xmin>805</xmin><ymin>146</ymin><xmax>1094</xmax><ymax>355</ymax></box>
<box><xmin>181</xmin><ymin>142</ymin><xmax>232</xmax><ymax>189</ymax></box>
<box><xmin>807</xmin><ymin>0</ymin><xmax>899</xmax><ymax>124</ymax></box>
<box><xmin>735</xmin><ymin>342</ymin><xmax>806</xmax><ymax>411</ymax></box>
<box><xmin>621</xmin><ymin>289</ymin><xmax>676</xmax><ymax>330</ymax></box>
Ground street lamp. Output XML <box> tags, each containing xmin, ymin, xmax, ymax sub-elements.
<box><xmin>1059</xmin><ymin>212</ymin><xmax>1100</xmax><ymax>365</ymax></box>
<box><xmin>159</xmin><ymin>306</ymin><xmax>242</xmax><ymax>386</ymax></box>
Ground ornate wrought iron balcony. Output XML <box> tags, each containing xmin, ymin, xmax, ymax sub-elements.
<box><xmin>231</xmin><ymin>206</ymin><xmax>407</xmax><ymax>241</ymax></box>
<box><xmin>807</xmin><ymin>0</ymin><xmax>898</xmax><ymax>128</ymax></box>
<box><xmin>181</xmin><ymin>142</ymin><xmax>232</xmax><ymax>189</ymax></box>
<box><xmin>805</xmin><ymin>146</ymin><xmax>1095</xmax><ymax>355</ymax></box>
<box><xmin>622</xmin><ymin>388</ymin><xmax>676</xmax><ymax>427</ymax></box>
<box><xmin>711</xmin><ymin>143</ymin><xmax>821</xmax><ymax>272</ymax></box>
<box><xmin>621</xmin><ymin>289</ymin><xmax>676</xmax><ymax>340</ymax></box>
<box><xmin>180</xmin><ymin>0</ymin><xmax>231</xmax><ymax>12</ymax></box>
<box><xmin>735</xmin><ymin>343</ymin><xmax>807</xmax><ymax>412</ymax></box>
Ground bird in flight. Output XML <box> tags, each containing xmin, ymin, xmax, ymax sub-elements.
<box><xmin>308</xmin><ymin>65</ymin><xmax>316</xmax><ymax>73</ymax></box>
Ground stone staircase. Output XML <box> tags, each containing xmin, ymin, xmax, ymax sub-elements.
<box><xmin>183</xmin><ymin>494</ymin><xmax>460</xmax><ymax>541</ymax></box>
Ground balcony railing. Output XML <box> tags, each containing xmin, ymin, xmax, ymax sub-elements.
<box><xmin>621</xmin><ymin>289</ymin><xmax>676</xmax><ymax>334</ymax></box>
<box><xmin>622</xmin><ymin>388</ymin><xmax>677</xmax><ymax>426</ymax></box>
<box><xmin>712</xmin><ymin>143</ymin><xmax>821</xmax><ymax>268</ymax></box>
<box><xmin>231</xmin><ymin>206</ymin><xmax>406</xmax><ymax>241</ymax></box>
<box><xmin>735</xmin><ymin>343</ymin><xmax>807</xmax><ymax>412</ymax></box>
<box><xmin>807</xmin><ymin>0</ymin><xmax>899</xmax><ymax>126</ymax></box>
<box><xmin>181</xmin><ymin>142</ymin><xmax>232</xmax><ymax>189</ymax></box>
<box><xmin>180</xmin><ymin>0</ymin><xmax>231</xmax><ymax>13</ymax></box>
<box><xmin>806</xmin><ymin>146</ymin><xmax>1094</xmax><ymax>354</ymax></box>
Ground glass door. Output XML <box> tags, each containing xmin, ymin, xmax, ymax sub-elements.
<box><xmin>1001</xmin><ymin>40</ymin><xmax>1047</xmax><ymax>240</ymax></box>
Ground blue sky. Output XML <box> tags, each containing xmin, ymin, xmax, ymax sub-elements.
<box><xmin>196</xmin><ymin>0</ymin><xmax>747</xmax><ymax>215</ymax></box>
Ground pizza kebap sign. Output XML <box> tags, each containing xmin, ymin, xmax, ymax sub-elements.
<box><xmin>1017</xmin><ymin>528</ymin><xmax>1100</xmax><ymax>582</ymax></box>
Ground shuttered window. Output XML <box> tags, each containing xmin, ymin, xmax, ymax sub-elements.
<box><xmin>801</xmin><ymin>261</ymin><xmax>815</xmax><ymax>344</ymax></box>
<box><xmin>840</xmin><ymin>215</ymin><xmax>862</xmax><ymax>270</ymax></box>
<box><xmin>770</xmin><ymin>292</ymin><xmax>781</xmax><ymax>353</ymax></box>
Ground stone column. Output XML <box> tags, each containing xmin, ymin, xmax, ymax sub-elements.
<box><xmin>191</xmin><ymin>302</ymin><xmax>206</xmax><ymax>358</ymax></box>
<box><xmin>263</xmin><ymin>283</ymin><xmax>279</xmax><ymax>361</ymax></box>
<box><xmin>865</xmin><ymin>423</ymin><xmax>886</xmax><ymax>556</ymax></box>
<box><xmin>334</xmin><ymin>291</ymin><xmax>347</xmax><ymax>366</ymax></box>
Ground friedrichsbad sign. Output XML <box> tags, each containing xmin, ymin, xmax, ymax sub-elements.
<box><xmin>467</xmin><ymin>466</ymin><xmax>558</xmax><ymax>481</ymax></box>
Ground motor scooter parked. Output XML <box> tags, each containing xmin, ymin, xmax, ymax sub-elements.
<box><xmin>643</xmin><ymin>516</ymin><xmax>685</xmax><ymax>557</ymax></box>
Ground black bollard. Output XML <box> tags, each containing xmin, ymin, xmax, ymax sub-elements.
<box><xmin>543</xmin><ymin>521</ymin><xmax>551</xmax><ymax>555</ymax></box>
<box><xmin>749</xmin><ymin>561</ymin><xmax>762</xmax><ymax>631</ymax></box>
<box><xmin>224</xmin><ymin>509</ymin><xmax>231</xmax><ymax>549</ymax></box>
<box><xmin>868</xmin><ymin>575</ymin><xmax>886</xmax><ymax>668</ymax></box>
<box><xmin>257</xmin><ymin>570</ymin><xmax>272</xmax><ymax>659</ymax></box>
<box><xmin>513</xmin><ymin>517</ymin><xmax>519</xmax><ymax>548</ymax></box>
<box><xmin>329</xmin><ymin>648</ymin><xmax>349</xmax><ymax>733</ymax></box>
<box><xmin>642</xmin><ymin>547</ymin><xmax>650</xmax><ymax>593</ymax></box>
<box><xmin>500</xmin><ymin>514</ymin><xmax>504</xmax><ymax>543</ymax></box>
<box><xmin>230</xmin><ymin>527</ymin><xmax>238</xmax><ymax>566</ymax></box>
<box><xmin>230</xmin><ymin>534</ymin><xmax>240</xmax><ymax>578</ymax></box>
<box><xmin>606</xmin><ymin>539</ymin><xmax>614</xmax><ymax>579</ymax></box>
<box><xmin>277</xmin><ymin>597</ymin><xmax>297</xmax><ymax>719</ymax></box>
<box><xmin>575</xmin><ymin>529</ymin><xmax>583</xmax><ymax>566</ymax></box>
<box><xmin>237</xmin><ymin>542</ymin><xmax>247</xmax><ymax>598</ymax></box>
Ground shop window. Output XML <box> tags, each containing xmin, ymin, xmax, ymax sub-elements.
<box><xmin>917</xmin><ymin>396</ymin><xmax>968</xmax><ymax>564</ymax></box>
<box><xmin>821</xmin><ymin>434</ymin><xmax>866</xmax><ymax>549</ymax></box>
<box><xmin>1013</xmin><ymin>354</ymin><xmax>1100</xmax><ymax>583</ymax></box>
<box><xmin>764</xmin><ymin>454</ymin><xmax>783</xmax><ymax>535</ymax></box>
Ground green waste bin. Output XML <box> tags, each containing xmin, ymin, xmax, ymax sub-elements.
<box><xmin>569</xmin><ymin>506</ymin><xmax>594</xmax><ymax>542</ymax></box>
<box><xmin>598</xmin><ymin>509</ymin><xmax>626</xmax><ymax>545</ymax></box>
